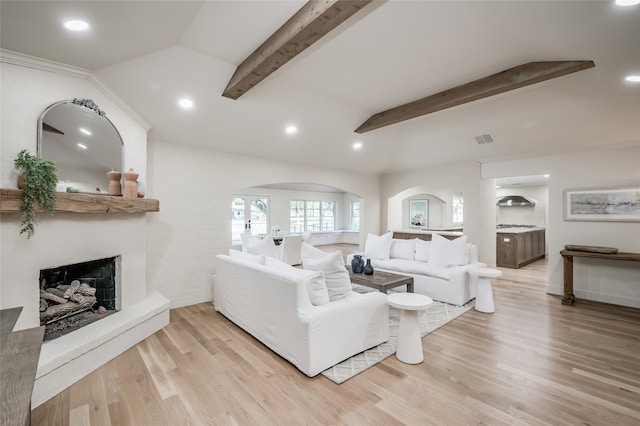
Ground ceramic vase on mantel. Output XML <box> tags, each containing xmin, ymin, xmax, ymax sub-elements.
<box><xmin>363</xmin><ymin>258</ymin><xmax>374</xmax><ymax>275</ymax></box>
<box><xmin>123</xmin><ymin>168</ymin><xmax>139</xmax><ymax>198</ymax></box>
<box><xmin>107</xmin><ymin>169</ymin><xmax>122</xmax><ymax>195</ymax></box>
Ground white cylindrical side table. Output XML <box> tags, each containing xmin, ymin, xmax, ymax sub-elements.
<box><xmin>387</xmin><ymin>293</ymin><xmax>433</xmax><ymax>364</ymax></box>
<box><xmin>468</xmin><ymin>268</ymin><xmax>502</xmax><ymax>313</ymax></box>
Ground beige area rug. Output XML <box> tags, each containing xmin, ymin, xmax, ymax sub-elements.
<box><xmin>321</xmin><ymin>288</ymin><xmax>474</xmax><ymax>384</ymax></box>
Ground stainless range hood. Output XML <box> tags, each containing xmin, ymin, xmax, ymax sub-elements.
<box><xmin>496</xmin><ymin>195</ymin><xmax>535</xmax><ymax>207</ymax></box>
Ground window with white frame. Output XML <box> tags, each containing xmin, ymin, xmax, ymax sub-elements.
<box><xmin>290</xmin><ymin>200</ymin><xmax>305</xmax><ymax>233</ymax></box>
<box><xmin>231</xmin><ymin>195</ymin><xmax>269</xmax><ymax>245</ymax></box>
<box><xmin>321</xmin><ymin>201</ymin><xmax>335</xmax><ymax>230</ymax></box>
<box><xmin>290</xmin><ymin>200</ymin><xmax>336</xmax><ymax>232</ymax></box>
<box><xmin>306</xmin><ymin>201</ymin><xmax>320</xmax><ymax>231</ymax></box>
<box><xmin>350</xmin><ymin>201</ymin><xmax>360</xmax><ymax>231</ymax></box>
<box><xmin>452</xmin><ymin>194</ymin><xmax>463</xmax><ymax>224</ymax></box>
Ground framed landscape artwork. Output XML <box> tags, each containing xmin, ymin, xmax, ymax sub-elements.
<box><xmin>564</xmin><ymin>186</ymin><xmax>640</xmax><ymax>222</ymax></box>
<box><xmin>409</xmin><ymin>199</ymin><xmax>428</xmax><ymax>228</ymax></box>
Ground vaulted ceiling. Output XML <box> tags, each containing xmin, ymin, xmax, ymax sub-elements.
<box><xmin>1</xmin><ymin>1</ymin><xmax>638</xmax><ymax>175</ymax></box>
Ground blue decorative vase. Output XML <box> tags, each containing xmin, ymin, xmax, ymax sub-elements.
<box><xmin>363</xmin><ymin>258</ymin><xmax>374</xmax><ymax>275</ymax></box>
<box><xmin>351</xmin><ymin>255</ymin><xmax>365</xmax><ymax>274</ymax></box>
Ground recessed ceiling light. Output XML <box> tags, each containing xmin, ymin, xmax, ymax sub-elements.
<box><xmin>352</xmin><ymin>141</ymin><xmax>363</xmax><ymax>150</ymax></box>
<box><xmin>285</xmin><ymin>125</ymin><xmax>297</xmax><ymax>135</ymax></box>
<box><xmin>544</xmin><ymin>174</ymin><xmax>550</xmax><ymax>178</ymax></box>
<box><xmin>79</xmin><ymin>128</ymin><xmax>91</xmax><ymax>136</ymax></box>
<box><xmin>615</xmin><ymin>0</ymin><xmax>640</xmax><ymax>6</ymax></box>
<box><xmin>64</xmin><ymin>20</ymin><xmax>89</xmax><ymax>31</ymax></box>
<box><xmin>178</xmin><ymin>98</ymin><xmax>193</xmax><ymax>109</ymax></box>
<box><xmin>625</xmin><ymin>75</ymin><xmax>640</xmax><ymax>82</ymax></box>
<box><xmin>77</xmin><ymin>143</ymin><xmax>87</xmax><ymax>150</ymax></box>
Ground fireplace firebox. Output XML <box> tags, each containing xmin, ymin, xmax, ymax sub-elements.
<box><xmin>39</xmin><ymin>256</ymin><xmax>120</xmax><ymax>341</ymax></box>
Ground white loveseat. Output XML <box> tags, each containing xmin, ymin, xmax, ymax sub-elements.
<box><xmin>348</xmin><ymin>233</ymin><xmax>486</xmax><ymax>306</ymax></box>
<box><xmin>214</xmin><ymin>252</ymin><xmax>389</xmax><ymax>377</ymax></box>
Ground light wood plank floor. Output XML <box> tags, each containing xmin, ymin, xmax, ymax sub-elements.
<box><xmin>32</xmin><ymin>252</ymin><xmax>640</xmax><ymax>425</ymax></box>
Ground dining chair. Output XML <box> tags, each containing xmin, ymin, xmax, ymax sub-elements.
<box><xmin>279</xmin><ymin>234</ymin><xmax>303</xmax><ymax>265</ymax></box>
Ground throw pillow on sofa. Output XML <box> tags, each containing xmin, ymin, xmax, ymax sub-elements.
<box><xmin>364</xmin><ymin>231</ymin><xmax>393</xmax><ymax>260</ymax></box>
<box><xmin>390</xmin><ymin>238</ymin><xmax>415</xmax><ymax>260</ymax></box>
<box><xmin>301</xmin><ymin>242</ymin><xmax>351</xmax><ymax>301</ymax></box>
<box><xmin>414</xmin><ymin>238</ymin><xmax>431</xmax><ymax>262</ymax></box>
<box><xmin>429</xmin><ymin>233</ymin><xmax>468</xmax><ymax>267</ymax></box>
<box><xmin>264</xmin><ymin>257</ymin><xmax>330</xmax><ymax>305</ymax></box>
<box><xmin>229</xmin><ymin>248</ymin><xmax>265</xmax><ymax>264</ymax></box>
<box><xmin>245</xmin><ymin>234</ymin><xmax>279</xmax><ymax>259</ymax></box>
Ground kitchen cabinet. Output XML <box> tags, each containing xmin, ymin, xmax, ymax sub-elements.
<box><xmin>497</xmin><ymin>229</ymin><xmax>545</xmax><ymax>268</ymax></box>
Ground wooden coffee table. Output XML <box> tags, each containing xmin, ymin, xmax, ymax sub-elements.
<box><xmin>347</xmin><ymin>266</ymin><xmax>414</xmax><ymax>293</ymax></box>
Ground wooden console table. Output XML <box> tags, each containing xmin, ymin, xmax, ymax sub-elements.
<box><xmin>559</xmin><ymin>249</ymin><xmax>640</xmax><ymax>305</ymax></box>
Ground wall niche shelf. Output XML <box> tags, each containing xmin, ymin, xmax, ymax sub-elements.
<box><xmin>0</xmin><ymin>189</ymin><xmax>159</xmax><ymax>214</ymax></box>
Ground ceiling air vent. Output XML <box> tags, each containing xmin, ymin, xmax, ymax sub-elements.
<box><xmin>474</xmin><ymin>134</ymin><xmax>494</xmax><ymax>144</ymax></box>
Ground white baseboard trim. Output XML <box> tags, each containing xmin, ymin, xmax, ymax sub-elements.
<box><xmin>32</xmin><ymin>292</ymin><xmax>170</xmax><ymax>408</ymax></box>
<box><xmin>169</xmin><ymin>292</ymin><xmax>214</xmax><ymax>309</ymax></box>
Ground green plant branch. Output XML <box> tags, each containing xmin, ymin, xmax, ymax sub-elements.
<box><xmin>14</xmin><ymin>149</ymin><xmax>58</xmax><ymax>238</ymax></box>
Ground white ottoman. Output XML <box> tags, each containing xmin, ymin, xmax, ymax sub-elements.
<box><xmin>468</xmin><ymin>268</ymin><xmax>502</xmax><ymax>313</ymax></box>
<box><xmin>387</xmin><ymin>293</ymin><xmax>433</xmax><ymax>364</ymax></box>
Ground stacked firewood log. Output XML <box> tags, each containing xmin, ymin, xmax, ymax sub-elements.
<box><xmin>39</xmin><ymin>280</ymin><xmax>97</xmax><ymax>323</ymax></box>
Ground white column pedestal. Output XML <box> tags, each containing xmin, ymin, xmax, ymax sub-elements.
<box><xmin>396</xmin><ymin>309</ymin><xmax>423</xmax><ymax>363</ymax></box>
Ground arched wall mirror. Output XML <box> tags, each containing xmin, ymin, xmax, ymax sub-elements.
<box><xmin>37</xmin><ymin>98</ymin><xmax>123</xmax><ymax>194</ymax></box>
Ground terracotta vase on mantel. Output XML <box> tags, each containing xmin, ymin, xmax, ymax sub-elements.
<box><xmin>107</xmin><ymin>169</ymin><xmax>122</xmax><ymax>196</ymax></box>
<box><xmin>123</xmin><ymin>168</ymin><xmax>139</xmax><ymax>198</ymax></box>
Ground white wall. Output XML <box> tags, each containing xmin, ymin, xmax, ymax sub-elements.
<box><xmin>341</xmin><ymin>193</ymin><xmax>362</xmax><ymax>231</ymax></box>
<box><xmin>382</xmin><ymin>161</ymin><xmax>497</xmax><ymax>267</ymax></box>
<box><xmin>483</xmin><ymin>145</ymin><xmax>640</xmax><ymax>308</ymax></box>
<box><xmin>146</xmin><ymin>140</ymin><xmax>380</xmax><ymax>308</ymax></box>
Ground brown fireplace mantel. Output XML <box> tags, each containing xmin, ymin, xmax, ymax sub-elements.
<box><xmin>0</xmin><ymin>188</ymin><xmax>159</xmax><ymax>214</ymax></box>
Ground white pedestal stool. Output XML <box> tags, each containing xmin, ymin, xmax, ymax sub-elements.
<box><xmin>387</xmin><ymin>293</ymin><xmax>433</xmax><ymax>364</ymax></box>
<box><xmin>468</xmin><ymin>268</ymin><xmax>502</xmax><ymax>313</ymax></box>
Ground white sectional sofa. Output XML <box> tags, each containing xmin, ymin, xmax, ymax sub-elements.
<box><xmin>214</xmin><ymin>251</ymin><xmax>389</xmax><ymax>377</ymax></box>
<box><xmin>348</xmin><ymin>232</ymin><xmax>486</xmax><ymax>306</ymax></box>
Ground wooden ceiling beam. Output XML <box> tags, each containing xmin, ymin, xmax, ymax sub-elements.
<box><xmin>222</xmin><ymin>0</ymin><xmax>373</xmax><ymax>100</ymax></box>
<box><xmin>355</xmin><ymin>60</ymin><xmax>595</xmax><ymax>133</ymax></box>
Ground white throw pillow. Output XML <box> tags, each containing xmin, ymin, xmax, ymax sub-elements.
<box><xmin>264</xmin><ymin>257</ymin><xmax>329</xmax><ymax>305</ymax></box>
<box><xmin>414</xmin><ymin>239</ymin><xmax>431</xmax><ymax>263</ymax></box>
<box><xmin>364</xmin><ymin>231</ymin><xmax>393</xmax><ymax>260</ymax></box>
<box><xmin>228</xmin><ymin>248</ymin><xmax>264</xmax><ymax>265</ymax></box>
<box><xmin>429</xmin><ymin>234</ymin><xmax>468</xmax><ymax>266</ymax></box>
<box><xmin>301</xmin><ymin>242</ymin><xmax>351</xmax><ymax>301</ymax></box>
<box><xmin>390</xmin><ymin>239</ymin><xmax>415</xmax><ymax>260</ymax></box>
<box><xmin>245</xmin><ymin>235</ymin><xmax>279</xmax><ymax>259</ymax></box>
